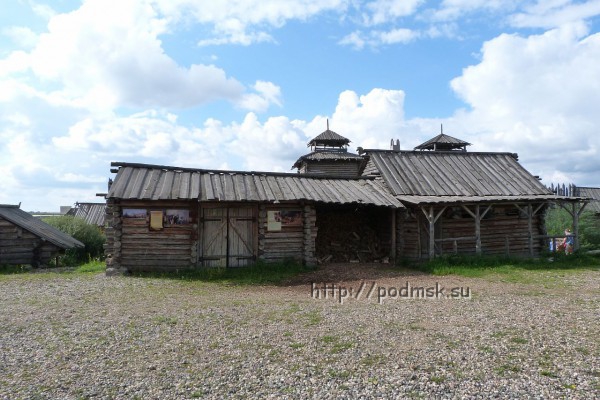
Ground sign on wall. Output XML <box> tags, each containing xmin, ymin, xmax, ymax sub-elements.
<box><xmin>267</xmin><ymin>209</ymin><xmax>302</xmax><ymax>231</ymax></box>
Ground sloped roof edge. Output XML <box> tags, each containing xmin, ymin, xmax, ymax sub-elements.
<box><xmin>0</xmin><ymin>205</ymin><xmax>84</xmax><ymax>249</ymax></box>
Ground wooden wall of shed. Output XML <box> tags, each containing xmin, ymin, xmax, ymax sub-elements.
<box><xmin>258</xmin><ymin>203</ymin><xmax>314</xmax><ymax>264</ymax></box>
<box><xmin>396</xmin><ymin>204</ymin><xmax>547</xmax><ymax>259</ymax></box>
<box><xmin>0</xmin><ymin>216</ymin><xmax>62</xmax><ymax>266</ymax></box>
<box><xmin>105</xmin><ymin>200</ymin><xmax>196</xmax><ymax>272</ymax></box>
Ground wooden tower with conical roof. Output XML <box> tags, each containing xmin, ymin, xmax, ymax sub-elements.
<box><xmin>414</xmin><ymin>125</ymin><xmax>471</xmax><ymax>152</ymax></box>
<box><xmin>292</xmin><ymin>121</ymin><xmax>366</xmax><ymax>177</ymax></box>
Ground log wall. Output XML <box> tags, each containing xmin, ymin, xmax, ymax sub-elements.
<box><xmin>258</xmin><ymin>203</ymin><xmax>315</xmax><ymax>264</ymax></box>
<box><xmin>105</xmin><ymin>200</ymin><xmax>196</xmax><ymax>272</ymax></box>
<box><xmin>0</xmin><ymin>217</ymin><xmax>62</xmax><ymax>266</ymax></box>
<box><xmin>396</xmin><ymin>204</ymin><xmax>548</xmax><ymax>259</ymax></box>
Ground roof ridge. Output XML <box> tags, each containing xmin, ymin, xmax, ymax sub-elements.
<box><xmin>111</xmin><ymin>161</ymin><xmax>374</xmax><ymax>181</ymax></box>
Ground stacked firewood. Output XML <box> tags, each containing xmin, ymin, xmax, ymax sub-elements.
<box><xmin>315</xmin><ymin>212</ymin><xmax>389</xmax><ymax>264</ymax></box>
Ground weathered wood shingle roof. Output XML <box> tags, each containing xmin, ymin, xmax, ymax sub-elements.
<box><xmin>363</xmin><ymin>150</ymin><xmax>566</xmax><ymax>204</ymax></box>
<box><xmin>107</xmin><ymin>163</ymin><xmax>403</xmax><ymax>208</ymax></box>
<box><xmin>67</xmin><ymin>203</ymin><xmax>106</xmax><ymax>227</ymax></box>
<box><xmin>414</xmin><ymin>133</ymin><xmax>470</xmax><ymax>151</ymax></box>
<box><xmin>578</xmin><ymin>187</ymin><xmax>600</xmax><ymax>213</ymax></box>
<box><xmin>292</xmin><ymin>151</ymin><xmax>365</xmax><ymax>169</ymax></box>
<box><xmin>0</xmin><ymin>205</ymin><xmax>83</xmax><ymax>249</ymax></box>
<box><xmin>308</xmin><ymin>129</ymin><xmax>350</xmax><ymax>147</ymax></box>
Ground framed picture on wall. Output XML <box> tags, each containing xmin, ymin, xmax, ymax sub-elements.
<box><xmin>150</xmin><ymin>210</ymin><xmax>164</xmax><ymax>230</ymax></box>
<box><xmin>267</xmin><ymin>210</ymin><xmax>282</xmax><ymax>231</ymax></box>
<box><xmin>123</xmin><ymin>208</ymin><xmax>146</xmax><ymax>218</ymax></box>
<box><xmin>280</xmin><ymin>210</ymin><xmax>302</xmax><ymax>226</ymax></box>
<box><xmin>165</xmin><ymin>209</ymin><xmax>190</xmax><ymax>225</ymax></box>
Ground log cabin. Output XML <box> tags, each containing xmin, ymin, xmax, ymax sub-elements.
<box><xmin>0</xmin><ymin>204</ymin><xmax>84</xmax><ymax>267</ymax></box>
<box><xmin>103</xmin><ymin>129</ymin><xmax>585</xmax><ymax>274</ymax></box>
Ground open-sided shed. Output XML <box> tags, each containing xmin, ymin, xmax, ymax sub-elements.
<box><xmin>0</xmin><ymin>204</ymin><xmax>83</xmax><ymax>266</ymax></box>
<box><xmin>362</xmin><ymin>145</ymin><xmax>583</xmax><ymax>258</ymax></box>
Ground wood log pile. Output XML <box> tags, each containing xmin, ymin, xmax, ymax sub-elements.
<box><xmin>315</xmin><ymin>212</ymin><xmax>389</xmax><ymax>264</ymax></box>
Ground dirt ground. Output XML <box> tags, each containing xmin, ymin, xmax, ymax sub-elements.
<box><xmin>0</xmin><ymin>263</ymin><xmax>598</xmax><ymax>399</ymax></box>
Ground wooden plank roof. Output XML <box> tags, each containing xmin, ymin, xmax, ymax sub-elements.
<box><xmin>67</xmin><ymin>203</ymin><xmax>106</xmax><ymax>226</ymax></box>
<box><xmin>414</xmin><ymin>133</ymin><xmax>471</xmax><ymax>150</ymax></box>
<box><xmin>107</xmin><ymin>163</ymin><xmax>403</xmax><ymax>208</ymax></box>
<box><xmin>577</xmin><ymin>187</ymin><xmax>600</xmax><ymax>213</ymax></box>
<box><xmin>0</xmin><ymin>205</ymin><xmax>84</xmax><ymax>249</ymax></box>
<box><xmin>308</xmin><ymin>129</ymin><xmax>350</xmax><ymax>147</ymax></box>
<box><xmin>292</xmin><ymin>151</ymin><xmax>365</xmax><ymax>169</ymax></box>
<box><xmin>363</xmin><ymin>150</ymin><xmax>558</xmax><ymax>202</ymax></box>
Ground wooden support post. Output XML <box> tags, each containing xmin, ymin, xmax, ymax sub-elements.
<box><xmin>461</xmin><ymin>204</ymin><xmax>486</xmax><ymax>255</ymax></box>
<box><xmin>428</xmin><ymin>207</ymin><xmax>435</xmax><ymax>259</ymax></box>
<box><xmin>390</xmin><ymin>208</ymin><xmax>397</xmax><ymax>262</ymax></box>
<box><xmin>558</xmin><ymin>200</ymin><xmax>588</xmax><ymax>252</ymax></box>
<box><xmin>421</xmin><ymin>206</ymin><xmax>446</xmax><ymax>260</ymax></box>
<box><xmin>527</xmin><ymin>203</ymin><xmax>533</xmax><ymax>257</ymax></box>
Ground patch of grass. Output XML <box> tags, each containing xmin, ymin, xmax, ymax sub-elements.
<box><xmin>0</xmin><ymin>264</ymin><xmax>31</xmax><ymax>275</ymax></box>
<box><xmin>361</xmin><ymin>354</ymin><xmax>386</xmax><ymax>367</ymax></box>
<box><xmin>495</xmin><ymin>363</ymin><xmax>522</xmax><ymax>375</ymax></box>
<box><xmin>321</xmin><ymin>335</ymin><xmax>337</xmax><ymax>344</ymax></box>
<box><xmin>153</xmin><ymin>316</ymin><xmax>178</xmax><ymax>326</ymax></box>
<box><xmin>328</xmin><ymin>369</ymin><xmax>351</xmax><ymax>379</ymax></box>
<box><xmin>478</xmin><ymin>345</ymin><xmax>494</xmax><ymax>354</ymax></box>
<box><xmin>133</xmin><ymin>259</ymin><xmax>315</xmax><ymax>285</ymax></box>
<box><xmin>491</xmin><ymin>330</ymin><xmax>508</xmax><ymax>339</ymax></box>
<box><xmin>540</xmin><ymin>370</ymin><xmax>558</xmax><ymax>378</ymax></box>
<box><xmin>289</xmin><ymin>342</ymin><xmax>305</xmax><ymax>350</ymax></box>
<box><xmin>331</xmin><ymin>341</ymin><xmax>354</xmax><ymax>353</ymax></box>
<box><xmin>320</xmin><ymin>334</ymin><xmax>355</xmax><ymax>354</ymax></box>
<box><xmin>430</xmin><ymin>375</ymin><xmax>446</xmax><ymax>384</ymax></box>
<box><xmin>510</xmin><ymin>336</ymin><xmax>528</xmax><ymax>345</ymax></box>
<box><xmin>303</xmin><ymin>310</ymin><xmax>322</xmax><ymax>326</ymax></box>
<box><xmin>418</xmin><ymin>253</ymin><xmax>600</xmax><ymax>281</ymax></box>
<box><xmin>74</xmin><ymin>260</ymin><xmax>105</xmax><ymax>273</ymax></box>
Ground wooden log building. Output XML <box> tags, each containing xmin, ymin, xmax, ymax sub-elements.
<box><xmin>0</xmin><ymin>204</ymin><xmax>84</xmax><ymax>266</ymax></box>
<box><xmin>103</xmin><ymin>128</ymin><xmax>586</xmax><ymax>274</ymax></box>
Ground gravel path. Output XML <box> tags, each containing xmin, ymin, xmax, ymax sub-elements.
<box><xmin>0</xmin><ymin>264</ymin><xmax>598</xmax><ymax>399</ymax></box>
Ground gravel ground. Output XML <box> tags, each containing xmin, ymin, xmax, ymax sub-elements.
<box><xmin>0</xmin><ymin>264</ymin><xmax>598</xmax><ymax>399</ymax></box>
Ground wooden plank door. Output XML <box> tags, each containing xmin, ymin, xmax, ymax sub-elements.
<box><xmin>201</xmin><ymin>207</ymin><xmax>228</xmax><ymax>267</ymax></box>
<box><xmin>201</xmin><ymin>206</ymin><xmax>256</xmax><ymax>267</ymax></box>
<box><xmin>227</xmin><ymin>207</ymin><xmax>255</xmax><ymax>267</ymax></box>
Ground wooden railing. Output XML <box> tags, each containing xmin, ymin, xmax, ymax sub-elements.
<box><xmin>435</xmin><ymin>233</ymin><xmax>575</xmax><ymax>256</ymax></box>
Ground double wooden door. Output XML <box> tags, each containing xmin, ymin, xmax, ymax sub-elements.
<box><xmin>200</xmin><ymin>206</ymin><xmax>256</xmax><ymax>267</ymax></box>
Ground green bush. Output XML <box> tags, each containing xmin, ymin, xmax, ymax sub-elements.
<box><xmin>545</xmin><ymin>207</ymin><xmax>600</xmax><ymax>250</ymax></box>
<box><xmin>42</xmin><ymin>215</ymin><xmax>105</xmax><ymax>266</ymax></box>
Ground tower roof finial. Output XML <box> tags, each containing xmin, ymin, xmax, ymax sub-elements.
<box><xmin>327</xmin><ymin>118</ymin><xmax>329</xmax><ymax>131</ymax></box>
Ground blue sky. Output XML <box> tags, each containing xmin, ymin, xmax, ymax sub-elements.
<box><xmin>1</xmin><ymin>0</ymin><xmax>600</xmax><ymax>211</ymax></box>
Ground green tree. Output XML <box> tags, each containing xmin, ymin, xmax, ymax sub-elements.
<box><xmin>43</xmin><ymin>215</ymin><xmax>106</xmax><ymax>266</ymax></box>
<box><xmin>545</xmin><ymin>206</ymin><xmax>600</xmax><ymax>250</ymax></box>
